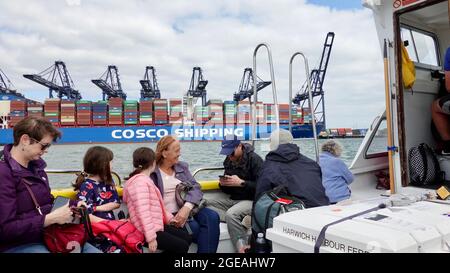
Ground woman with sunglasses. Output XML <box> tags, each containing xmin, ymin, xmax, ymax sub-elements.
<box><xmin>0</xmin><ymin>116</ymin><xmax>100</xmax><ymax>253</ymax></box>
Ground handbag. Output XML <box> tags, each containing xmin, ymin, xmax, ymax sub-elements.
<box><xmin>21</xmin><ymin>179</ymin><xmax>88</xmax><ymax>253</ymax></box>
<box><xmin>175</xmin><ymin>182</ymin><xmax>206</xmax><ymax>217</ymax></box>
<box><xmin>82</xmin><ymin>208</ymin><xmax>144</xmax><ymax>253</ymax></box>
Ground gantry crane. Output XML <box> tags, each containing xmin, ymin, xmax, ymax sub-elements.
<box><xmin>292</xmin><ymin>32</ymin><xmax>335</xmax><ymax>128</ymax></box>
<box><xmin>92</xmin><ymin>65</ymin><xmax>127</xmax><ymax>100</ymax></box>
<box><xmin>140</xmin><ymin>66</ymin><xmax>161</xmax><ymax>99</ymax></box>
<box><xmin>23</xmin><ymin>61</ymin><xmax>82</xmax><ymax>100</ymax></box>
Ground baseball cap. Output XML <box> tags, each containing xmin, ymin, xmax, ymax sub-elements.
<box><xmin>220</xmin><ymin>139</ymin><xmax>241</xmax><ymax>156</ymax></box>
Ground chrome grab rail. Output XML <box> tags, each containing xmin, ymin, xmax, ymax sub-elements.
<box><xmin>192</xmin><ymin>167</ymin><xmax>225</xmax><ymax>178</ymax></box>
<box><xmin>288</xmin><ymin>52</ymin><xmax>319</xmax><ymax>162</ymax></box>
<box><xmin>252</xmin><ymin>43</ymin><xmax>279</xmax><ymax>147</ymax></box>
<box><xmin>46</xmin><ymin>169</ymin><xmax>122</xmax><ymax>186</ymax></box>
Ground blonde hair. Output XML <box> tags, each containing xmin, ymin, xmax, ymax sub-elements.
<box><xmin>321</xmin><ymin>140</ymin><xmax>343</xmax><ymax>157</ymax></box>
<box><xmin>155</xmin><ymin>135</ymin><xmax>177</xmax><ymax>165</ymax></box>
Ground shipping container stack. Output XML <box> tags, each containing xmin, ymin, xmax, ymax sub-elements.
<box><xmin>8</xmin><ymin>100</ymin><xmax>27</xmax><ymax>128</ymax></box>
<box><xmin>237</xmin><ymin>101</ymin><xmax>251</xmax><ymax>124</ymax></box>
<box><xmin>291</xmin><ymin>105</ymin><xmax>303</xmax><ymax>125</ymax></box>
<box><xmin>303</xmin><ymin>107</ymin><xmax>312</xmax><ymax>124</ymax></box>
<box><xmin>207</xmin><ymin>99</ymin><xmax>223</xmax><ymax>125</ymax></box>
<box><xmin>124</xmin><ymin>100</ymin><xmax>138</xmax><ymax>125</ymax></box>
<box><xmin>27</xmin><ymin>102</ymin><xmax>44</xmax><ymax>119</ymax></box>
<box><xmin>44</xmin><ymin>98</ymin><xmax>61</xmax><ymax>126</ymax></box>
<box><xmin>194</xmin><ymin>105</ymin><xmax>209</xmax><ymax>125</ymax></box>
<box><xmin>60</xmin><ymin>100</ymin><xmax>76</xmax><ymax>126</ymax></box>
<box><xmin>169</xmin><ymin>99</ymin><xmax>183</xmax><ymax>125</ymax></box>
<box><xmin>76</xmin><ymin>100</ymin><xmax>92</xmax><ymax>126</ymax></box>
<box><xmin>264</xmin><ymin>103</ymin><xmax>277</xmax><ymax>124</ymax></box>
<box><xmin>345</xmin><ymin>128</ymin><xmax>353</xmax><ymax>137</ymax></box>
<box><xmin>153</xmin><ymin>99</ymin><xmax>168</xmax><ymax>125</ymax></box>
<box><xmin>139</xmin><ymin>99</ymin><xmax>153</xmax><ymax>125</ymax></box>
<box><xmin>223</xmin><ymin>101</ymin><xmax>236</xmax><ymax>125</ymax></box>
<box><xmin>278</xmin><ymin>104</ymin><xmax>290</xmax><ymax>125</ymax></box>
<box><xmin>108</xmin><ymin>98</ymin><xmax>123</xmax><ymax>126</ymax></box>
<box><xmin>92</xmin><ymin>101</ymin><xmax>108</xmax><ymax>126</ymax></box>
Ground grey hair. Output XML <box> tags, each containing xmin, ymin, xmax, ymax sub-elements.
<box><xmin>321</xmin><ymin>140</ymin><xmax>343</xmax><ymax>157</ymax></box>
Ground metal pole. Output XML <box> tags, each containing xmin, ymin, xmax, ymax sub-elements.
<box><xmin>291</xmin><ymin>52</ymin><xmax>319</xmax><ymax>162</ymax></box>
<box><xmin>252</xmin><ymin>43</ymin><xmax>278</xmax><ymax>146</ymax></box>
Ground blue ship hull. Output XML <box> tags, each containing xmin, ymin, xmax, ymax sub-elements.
<box><xmin>0</xmin><ymin>124</ymin><xmax>323</xmax><ymax>144</ymax></box>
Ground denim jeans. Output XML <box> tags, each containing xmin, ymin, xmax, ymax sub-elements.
<box><xmin>4</xmin><ymin>242</ymin><xmax>102</xmax><ymax>253</ymax></box>
<box><xmin>187</xmin><ymin>207</ymin><xmax>220</xmax><ymax>253</ymax></box>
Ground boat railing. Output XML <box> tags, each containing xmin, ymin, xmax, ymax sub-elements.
<box><xmin>46</xmin><ymin>169</ymin><xmax>122</xmax><ymax>186</ymax></box>
<box><xmin>252</xmin><ymin>43</ymin><xmax>279</xmax><ymax>147</ymax></box>
<box><xmin>192</xmin><ymin>166</ymin><xmax>224</xmax><ymax>190</ymax></box>
<box><xmin>289</xmin><ymin>52</ymin><xmax>319</xmax><ymax>162</ymax></box>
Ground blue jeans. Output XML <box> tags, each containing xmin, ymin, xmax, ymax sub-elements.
<box><xmin>187</xmin><ymin>207</ymin><xmax>220</xmax><ymax>253</ymax></box>
<box><xmin>4</xmin><ymin>242</ymin><xmax>102</xmax><ymax>253</ymax></box>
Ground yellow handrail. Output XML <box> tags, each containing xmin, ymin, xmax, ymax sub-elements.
<box><xmin>51</xmin><ymin>180</ymin><xmax>220</xmax><ymax>199</ymax></box>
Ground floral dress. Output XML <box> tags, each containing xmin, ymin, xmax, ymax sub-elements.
<box><xmin>77</xmin><ymin>178</ymin><xmax>120</xmax><ymax>220</ymax></box>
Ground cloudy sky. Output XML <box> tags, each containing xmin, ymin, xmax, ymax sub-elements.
<box><xmin>0</xmin><ymin>0</ymin><xmax>385</xmax><ymax>128</ymax></box>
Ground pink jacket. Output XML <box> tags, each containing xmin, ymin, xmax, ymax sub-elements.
<box><xmin>123</xmin><ymin>173</ymin><xmax>173</xmax><ymax>242</ymax></box>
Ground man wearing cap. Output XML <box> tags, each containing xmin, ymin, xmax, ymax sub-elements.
<box><xmin>206</xmin><ymin>137</ymin><xmax>263</xmax><ymax>253</ymax></box>
<box><xmin>255</xmin><ymin>129</ymin><xmax>329</xmax><ymax>208</ymax></box>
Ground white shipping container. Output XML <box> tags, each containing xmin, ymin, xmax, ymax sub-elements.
<box><xmin>0</xmin><ymin>100</ymin><xmax>11</xmax><ymax>116</ymax></box>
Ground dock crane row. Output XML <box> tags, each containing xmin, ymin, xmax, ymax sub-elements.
<box><xmin>292</xmin><ymin>32</ymin><xmax>334</xmax><ymax>128</ymax></box>
<box><xmin>92</xmin><ymin>65</ymin><xmax>127</xmax><ymax>101</ymax></box>
<box><xmin>233</xmin><ymin>68</ymin><xmax>271</xmax><ymax>102</ymax></box>
<box><xmin>140</xmin><ymin>66</ymin><xmax>161</xmax><ymax>99</ymax></box>
<box><xmin>23</xmin><ymin>61</ymin><xmax>82</xmax><ymax>100</ymax></box>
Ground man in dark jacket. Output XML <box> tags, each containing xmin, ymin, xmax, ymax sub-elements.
<box><xmin>206</xmin><ymin>138</ymin><xmax>263</xmax><ymax>252</ymax></box>
<box><xmin>255</xmin><ymin>129</ymin><xmax>329</xmax><ymax>208</ymax></box>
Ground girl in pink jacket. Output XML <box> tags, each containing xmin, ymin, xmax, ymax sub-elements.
<box><xmin>123</xmin><ymin>147</ymin><xmax>191</xmax><ymax>253</ymax></box>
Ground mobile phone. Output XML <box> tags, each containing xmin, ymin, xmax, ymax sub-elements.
<box><xmin>219</xmin><ymin>175</ymin><xmax>226</xmax><ymax>179</ymax></box>
<box><xmin>51</xmin><ymin>196</ymin><xmax>71</xmax><ymax>212</ymax></box>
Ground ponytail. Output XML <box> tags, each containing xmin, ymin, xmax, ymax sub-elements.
<box><xmin>73</xmin><ymin>171</ymin><xmax>88</xmax><ymax>190</ymax></box>
<box><xmin>128</xmin><ymin>165</ymin><xmax>144</xmax><ymax>179</ymax></box>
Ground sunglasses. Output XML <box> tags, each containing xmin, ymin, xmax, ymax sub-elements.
<box><xmin>30</xmin><ymin>137</ymin><xmax>52</xmax><ymax>151</ymax></box>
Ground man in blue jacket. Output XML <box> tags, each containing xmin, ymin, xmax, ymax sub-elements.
<box><xmin>255</xmin><ymin>129</ymin><xmax>329</xmax><ymax>208</ymax></box>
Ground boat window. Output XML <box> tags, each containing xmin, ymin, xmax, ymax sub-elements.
<box><xmin>365</xmin><ymin>119</ymin><xmax>388</xmax><ymax>158</ymax></box>
<box><xmin>400</xmin><ymin>26</ymin><xmax>438</xmax><ymax>67</ymax></box>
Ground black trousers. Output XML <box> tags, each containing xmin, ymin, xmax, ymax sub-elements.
<box><xmin>156</xmin><ymin>225</ymin><xmax>192</xmax><ymax>253</ymax></box>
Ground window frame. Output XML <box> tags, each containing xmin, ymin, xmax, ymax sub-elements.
<box><xmin>364</xmin><ymin>117</ymin><xmax>388</xmax><ymax>159</ymax></box>
<box><xmin>400</xmin><ymin>24</ymin><xmax>441</xmax><ymax>70</ymax></box>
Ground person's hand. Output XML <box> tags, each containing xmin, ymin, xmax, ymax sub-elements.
<box><xmin>170</xmin><ymin>206</ymin><xmax>191</xmax><ymax>228</ymax></box>
<box><xmin>48</xmin><ymin>201</ymin><xmax>74</xmax><ymax>225</ymax></box>
<box><xmin>77</xmin><ymin>201</ymin><xmax>87</xmax><ymax>208</ymax></box>
<box><xmin>148</xmin><ymin>239</ymin><xmax>158</xmax><ymax>253</ymax></box>
<box><xmin>220</xmin><ymin>175</ymin><xmax>244</xmax><ymax>187</ymax></box>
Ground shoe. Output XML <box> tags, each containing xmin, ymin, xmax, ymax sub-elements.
<box><xmin>442</xmin><ymin>141</ymin><xmax>450</xmax><ymax>155</ymax></box>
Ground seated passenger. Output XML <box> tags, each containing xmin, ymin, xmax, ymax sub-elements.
<box><xmin>0</xmin><ymin>117</ymin><xmax>100</xmax><ymax>253</ymax></box>
<box><xmin>74</xmin><ymin>146</ymin><xmax>120</xmax><ymax>223</ymax></box>
<box><xmin>150</xmin><ymin>135</ymin><xmax>220</xmax><ymax>253</ymax></box>
<box><xmin>206</xmin><ymin>137</ymin><xmax>263</xmax><ymax>253</ymax></box>
<box><xmin>255</xmin><ymin>129</ymin><xmax>329</xmax><ymax>208</ymax></box>
<box><xmin>319</xmin><ymin>140</ymin><xmax>354</xmax><ymax>204</ymax></box>
<box><xmin>431</xmin><ymin>46</ymin><xmax>450</xmax><ymax>153</ymax></box>
<box><xmin>124</xmin><ymin>147</ymin><xmax>191</xmax><ymax>253</ymax></box>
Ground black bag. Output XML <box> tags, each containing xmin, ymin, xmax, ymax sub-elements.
<box><xmin>408</xmin><ymin>143</ymin><xmax>443</xmax><ymax>186</ymax></box>
<box><xmin>251</xmin><ymin>185</ymin><xmax>305</xmax><ymax>252</ymax></box>
<box><xmin>175</xmin><ymin>182</ymin><xmax>206</xmax><ymax>217</ymax></box>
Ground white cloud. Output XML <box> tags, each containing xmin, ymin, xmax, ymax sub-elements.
<box><xmin>0</xmin><ymin>0</ymin><xmax>385</xmax><ymax>128</ymax></box>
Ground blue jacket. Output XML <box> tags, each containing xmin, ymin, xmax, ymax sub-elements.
<box><xmin>319</xmin><ymin>152</ymin><xmax>354</xmax><ymax>203</ymax></box>
<box><xmin>150</xmin><ymin>161</ymin><xmax>203</xmax><ymax>206</ymax></box>
<box><xmin>255</xmin><ymin>143</ymin><xmax>329</xmax><ymax>208</ymax></box>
